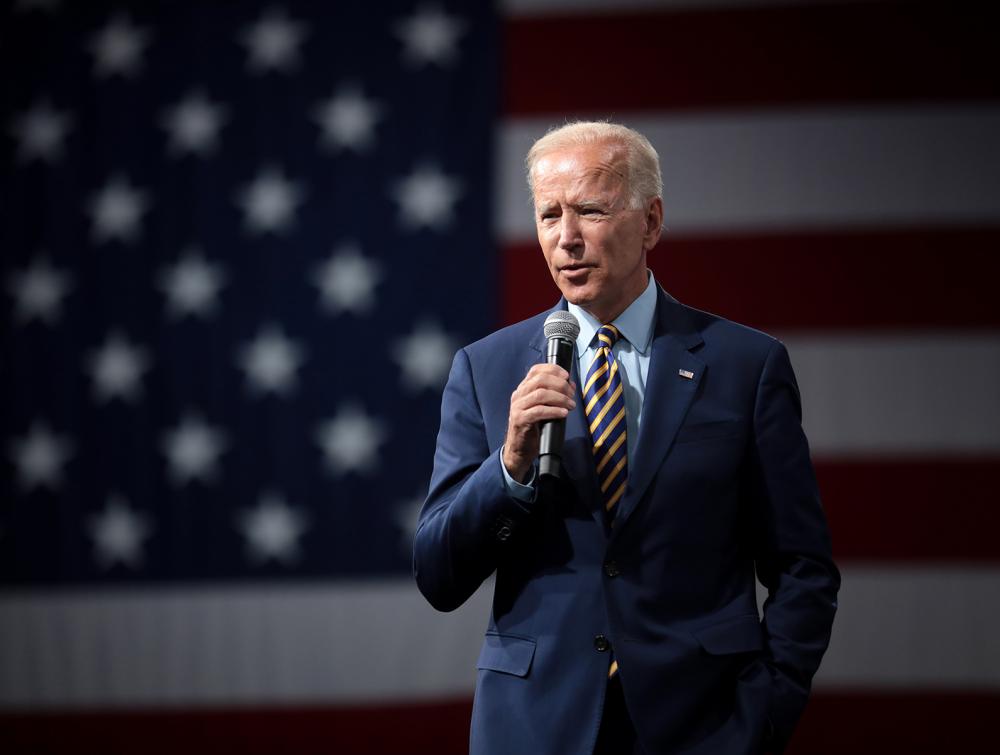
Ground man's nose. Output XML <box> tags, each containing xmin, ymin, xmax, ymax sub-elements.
<box><xmin>558</xmin><ymin>212</ymin><xmax>583</xmax><ymax>251</ymax></box>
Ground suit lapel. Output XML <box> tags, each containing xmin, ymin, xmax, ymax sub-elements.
<box><xmin>612</xmin><ymin>287</ymin><xmax>705</xmax><ymax>531</ymax></box>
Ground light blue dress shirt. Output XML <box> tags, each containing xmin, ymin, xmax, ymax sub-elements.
<box><xmin>502</xmin><ymin>272</ymin><xmax>658</xmax><ymax>501</ymax></box>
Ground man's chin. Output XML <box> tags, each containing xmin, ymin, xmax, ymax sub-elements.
<box><xmin>561</xmin><ymin>291</ymin><xmax>594</xmax><ymax>310</ymax></box>
<box><xmin>556</xmin><ymin>281</ymin><xmax>595</xmax><ymax>307</ymax></box>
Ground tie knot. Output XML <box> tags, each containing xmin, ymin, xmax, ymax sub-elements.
<box><xmin>597</xmin><ymin>324</ymin><xmax>621</xmax><ymax>349</ymax></box>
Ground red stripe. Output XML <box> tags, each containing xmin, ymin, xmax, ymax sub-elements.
<box><xmin>817</xmin><ymin>457</ymin><xmax>1000</xmax><ymax>562</ymax></box>
<box><xmin>3</xmin><ymin>692</ymin><xmax>998</xmax><ymax>753</ymax></box>
<box><xmin>0</xmin><ymin>698</ymin><xmax>472</xmax><ymax>755</ymax></box>
<box><xmin>789</xmin><ymin>690</ymin><xmax>1000</xmax><ymax>753</ymax></box>
<box><xmin>503</xmin><ymin>4</ymin><xmax>1000</xmax><ymax>114</ymax></box>
<box><xmin>501</xmin><ymin>228</ymin><xmax>1000</xmax><ymax>331</ymax></box>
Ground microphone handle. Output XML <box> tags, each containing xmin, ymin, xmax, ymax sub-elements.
<box><xmin>539</xmin><ymin>335</ymin><xmax>575</xmax><ymax>480</ymax></box>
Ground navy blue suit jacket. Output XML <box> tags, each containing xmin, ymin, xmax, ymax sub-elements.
<box><xmin>414</xmin><ymin>286</ymin><xmax>839</xmax><ymax>754</ymax></box>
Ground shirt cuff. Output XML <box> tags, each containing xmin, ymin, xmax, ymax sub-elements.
<box><xmin>499</xmin><ymin>446</ymin><xmax>538</xmax><ymax>503</ymax></box>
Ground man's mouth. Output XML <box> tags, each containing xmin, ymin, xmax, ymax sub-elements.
<box><xmin>560</xmin><ymin>264</ymin><xmax>594</xmax><ymax>282</ymax></box>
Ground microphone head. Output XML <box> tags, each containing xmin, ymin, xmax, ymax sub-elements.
<box><xmin>544</xmin><ymin>311</ymin><xmax>580</xmax><ymax>342</ymax></box>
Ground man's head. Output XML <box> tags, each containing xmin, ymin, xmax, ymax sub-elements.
<box><xmin>526</xmin><ymin>121</ymin><xmax>663</xmax><ymax>324</ymax></box>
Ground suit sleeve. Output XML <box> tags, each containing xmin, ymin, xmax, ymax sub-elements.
<box><xmin>413</xmin><ymin>347</ymin><xmax>540</xmax><ymax>612</ymax></box>
<box><xmin>749</xmin><ymin>340</ymin><xmax>840</xmax><ymax>752</ymax></box>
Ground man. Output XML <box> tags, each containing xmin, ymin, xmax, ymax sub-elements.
<box><xmin>413</xmin><ymin>122</ymin><xmax>839</xmax><ymax>754</ymax></box>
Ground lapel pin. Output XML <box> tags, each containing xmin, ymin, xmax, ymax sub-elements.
<box><xmin>678</xmin><ymin>369</ymin><xmax>695</xmax><ymax>379</ymax></box>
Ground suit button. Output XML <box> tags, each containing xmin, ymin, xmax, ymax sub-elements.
<box><xmin>594</xmin><ymin>634</ymin><xmax>610</xmax><ymax>652</ymax></box>
<box><xmin>494</xmin><ymin>516</ymin><xmax>514</xmax><ymax>542</ymax></box>
<box><xmin>603</xmin><ymin>561</ymin><xmax>620</xmax><ymax>578</ymax></box>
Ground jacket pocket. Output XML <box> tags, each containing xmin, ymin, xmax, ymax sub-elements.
<box><xmin>674</xmin><ymin>419</ymin><xmax>745</xmax><ymax>445</ymax></box>
<box><xmin>476</xmin><ymin>632</ymin><xmax>536</xmax><ymax>677</ymax></box>
<box><xmin>693</xmin><ymin>614</ymin><xmax>763</xmax><ymax>655</ymax></box>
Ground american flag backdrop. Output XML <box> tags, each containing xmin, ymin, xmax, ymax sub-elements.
<box><xmin>2</xmin><ymin>1</ymin><xmax>999</xmax><ymax>753</ymax></box>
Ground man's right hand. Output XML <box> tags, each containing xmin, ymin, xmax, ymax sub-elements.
<box><xmin>502</xmin><ymin>364</ymin><xmax>576</xmax><ymax>483</ymax></box>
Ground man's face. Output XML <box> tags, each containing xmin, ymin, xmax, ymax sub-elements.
<box><xmin>531</xmin><ymin>142</ymin><xmax>662</xmax><ymax>324</ymax></box>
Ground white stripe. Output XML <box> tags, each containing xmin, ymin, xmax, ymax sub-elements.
<box><xmin>779</xmin><ymin>332</ymin><xmax>1000</xmax><ymax>454</ymax></box>
<box><xmin>2</xmin><ymin>566</ymin><xmax>999</xmax><ymax>708</ymax></box>
<box><xmin>810</xmin><ymin>565</ymin><xmax>1000</xmax><ymax>689</ymax></box>
<box><xmin>497</xmin><ymin>106</ymin><xmax>1000</xmax><ymax>241</ymax></box>
<box><xmin>0</xmin><ymin>581</ymin><xmax>491</xmax><ymax>708</ymax></box>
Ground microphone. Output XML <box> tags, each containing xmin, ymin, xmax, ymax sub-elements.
<box><xmin>539</xmin><ymin>311</ymin><xmax>580</xmax><ymax>480</ymax></box>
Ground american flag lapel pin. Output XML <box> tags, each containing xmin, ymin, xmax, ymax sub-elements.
<box><xmin>678</xmin><ymin>369</ymin><xmax>695</xmax><ymax>379</ymax></box>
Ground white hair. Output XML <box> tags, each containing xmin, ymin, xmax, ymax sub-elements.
<box><xmin>525</xmin><ymin>121</ymin><xmax>663</xmax><ymax>209</ymax></box>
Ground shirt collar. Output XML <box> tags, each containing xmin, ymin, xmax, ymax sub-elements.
<box><xmin>568</xmin><ymin>271</ymin><xmax>657</xmax><ymax>356</ymax></box>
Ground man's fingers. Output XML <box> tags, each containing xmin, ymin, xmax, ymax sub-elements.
<box><xmin>524</xmin><ymin>365</ymin><xmax>575</xmax><ymax>391</ymax></box>
<box><xmin>506</xmin><ymin>363</ymin><xmax>577</xmax><ymax>449</ymax></box>
<box><xmin>518</xmin><ymin>387</ymin><xmax>575</xmax><ymax>410</ymax></box>
<box><xmin>515</xmin><ymin>404</ymin><xmax>571</xmax><ymax>425</ymax></box>
<box><xmin>526</xmin><ymin>363</ymin><xmax>570</xmax><ymax>380</ymax></box>
<box><xmin>518</xmin><ymin>370</ymin><xmax>576</xmax><ymax>399</ymax></box>
<box><xmin>504</xmin><ymin>364</ymin><xmax>578</xmax><ymax>474</ymax></box>
<box><xmin>527</xmin><ymin>376</ymin><xmax>576</xmax><ymax>396</ymax></box>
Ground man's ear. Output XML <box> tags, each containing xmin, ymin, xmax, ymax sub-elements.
<box><xmin>643</xmin><ymin>197</ymin><xmax>664</xmax><ymax>250</ymax></box>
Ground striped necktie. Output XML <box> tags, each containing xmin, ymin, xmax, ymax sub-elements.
<box><xmin>583</xmin><ymin>324</ymin><xmax>628</xmax><ymax>519</ymax></box>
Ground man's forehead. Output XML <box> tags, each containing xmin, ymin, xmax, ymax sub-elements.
<box><xmin>532</xmin><ymin>145</ymin><xmax>628</xmax><ymax>201</ymax></box>
<box><xmin>534</xmin><ymin>143</ymin><xmax>627</xmax><ymax>180</ymax></box>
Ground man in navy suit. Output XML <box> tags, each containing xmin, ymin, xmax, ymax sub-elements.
<box><xmin>413</xmin><ymin>122</ymin><xmax>839</xmax><ymax>754</ymax></box>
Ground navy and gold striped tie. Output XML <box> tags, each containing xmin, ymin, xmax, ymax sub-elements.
<box><xmin>583</xmin><ymin>324</ymin><xmax>628</xmax><ymax>520</ymax></box>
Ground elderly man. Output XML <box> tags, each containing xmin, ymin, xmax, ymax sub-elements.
<box><xmin>414</xmin><ymin>122</ymin><xmax>839</xmax><ymax>755</ymax></box>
